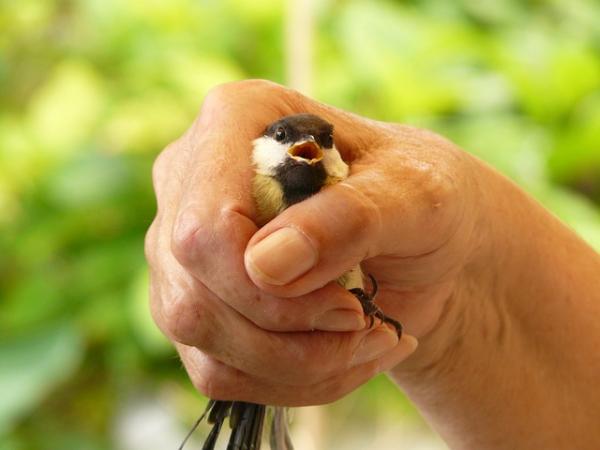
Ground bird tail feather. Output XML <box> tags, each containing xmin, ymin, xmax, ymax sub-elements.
<box><xmin>180</xmin><ymin>401</ymin><xmax>294</xmax><ymax>450</ymax></box>
<box><xmin>227</xmin><ymin>402</ymin><xmax>266</xmax><ymax>450</ymax></box>
<box><xmin>269</xmin><ymin>407</ymin><xmax>294</xmax><ymax>450</ymax></box>
<box><xmin>202</xmin><ymin>401</ymin><xmax>232</xmax><ymax>450</ymax></box>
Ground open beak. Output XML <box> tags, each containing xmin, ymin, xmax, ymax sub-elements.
<box><xmin>287</xmin><ymin>140</ymin><xmax>324</xmax><ymax>165</ymax></box>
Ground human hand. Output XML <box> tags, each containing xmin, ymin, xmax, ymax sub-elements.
<box><xmin>145</xmin><ymin>80</ymin><xmax>480</xmax><ymax>406</ymax></box>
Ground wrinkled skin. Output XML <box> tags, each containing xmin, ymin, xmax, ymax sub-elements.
<box><xmin>145</xmin><ymin>79</ymin><xmax>478</xmax><ymax>405</ymax></box>
<box><xmin>146</xmin><ymin>80</ymin><xmax>600</xmax><ymax>449</ymax></box>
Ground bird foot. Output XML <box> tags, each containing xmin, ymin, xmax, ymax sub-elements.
<box><xmin>349</xmin><ymin>274</ymin><xmax>403</xmax><ymax>337</ymax></box>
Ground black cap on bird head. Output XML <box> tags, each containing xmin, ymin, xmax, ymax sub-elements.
<box><xmin>264</xmin><ymin>113</ymin><xmax>334</xmax><ymax>148</ymax></box>
<box><xmin>263</xmin><ymin>113</ymin><xmax>334</xmax><ymax>164</ymax></box>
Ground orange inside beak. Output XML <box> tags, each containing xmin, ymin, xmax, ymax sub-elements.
<box><xmin>287</xmin><ymin>141</ymin><xmax>324</xmax><ymax>164</ymax></box>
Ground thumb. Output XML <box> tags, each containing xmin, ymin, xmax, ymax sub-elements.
<box><xmin>244</xmin><ymin>179</ymin><xmax>384</xmax><ymax>297</ymax></box>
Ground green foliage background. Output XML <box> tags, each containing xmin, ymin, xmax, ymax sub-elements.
<box><xmin>1</xmin><ymin>0</ymin><xmax>599</xmax><ymax>449</ymax></box>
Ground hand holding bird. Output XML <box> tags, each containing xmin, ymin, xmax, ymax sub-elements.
<box><xmin>146</xmin><ymin>79</ymin><xmax>478</xmax><ymax>447</ymax></box>
<box><xmin>147</xmin><ymin>80</ymin><xmax>600</xmax><ymax>450</ymax></box>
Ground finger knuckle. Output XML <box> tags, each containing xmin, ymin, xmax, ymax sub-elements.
<box><xmin>423</xmin><ymin>165</ymin><xmax>458</xmax><ymax>210</ymax></box>
<box><xmin>151</xmin><ymin>149</ymin><xmax>168</xmax><ymax>188</ymax></box>
<box><xmin>269</xmin><ymin>309</ymin><xmax>297</xmax><ymax>330</ymax></box>
<box><xmin>253</xmin><ymin>296</ymin><xmax>297</xmax><ymax>331</ymax></box>
<box><xmin>351</xmin><ymin>193</ymin><xmax>381</xmax><ymax>239</ymax></box>
<box><xmin>415</xmin><ymin>162</ymin><xmax>462</xmax><ymax>235</ymax></box>
<box><xmin>284</xmin><ymin>335</ymin><xmax>346</xmax><ymax>385</ymax></box>
<box><xmin>321</xmin><ymin>333</ymin><xmax>356</xmax><ymax>372</ymax></box>
<box><xmin>280</xmin><ymin>342</ymin><xmax>320</xmax><ymax>385</ymax></box>
<box><xmin>152</xmin><ymin>141</ymin><xmax>179</xmax><ymax>189</ymax></box>
<box><xmin>186</xmin><ymin>355</ymin><xmax>240</xmax><ymax>400</ymax></box>
<box><xmin>202</xmin><ymin>83</ymin><xmax>232</xmax><ymax>106</ymax></box>
<box><xmin>333</xmin><ymin>185</ymin><xmax>382</xmax><ymax>255</ymax></box>
<box><xmin>190</xmin><ymin>370</ymin><xmax>228</xmax><ymax>400</ymax></box>
<box><xmin>171</xmin><ymin>205</ymin><xmax>239</xmax><ymax>268</ymax></box>
<box><xmin>161</xmin><ymin>289</ymin><xmax>213</xmax><ymax>347</ymax></box>
<box><xmin>171</xmin><ymin>208</ymin><xmax>205</xmax><ymax>266</ymax></box>
<box><xmin>317</xmin><ymin>376</ymin><xmax>357</xmax><ymax>404</ymax></box>
<box><xmin>144</xmin><ymin>220</ymin><xmax>159</xmax><ymax>265</ymax></box>
<box><xmin>203</xmin><ymin>80</ymin><xmax>283</xmax><ymax>109</ymax></box>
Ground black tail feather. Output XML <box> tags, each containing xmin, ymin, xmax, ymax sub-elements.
<box><xmin>202</xmin><ymin>401</ymin><xmax>232</xmax><ymax>450</ymax></box>
<box><xmin>208</xmin><ymin>400</ymin><xmax>233</xmax><ymax>424</ymax></box>
<box><xmin>227</xmin><ymin>402</ymin><xmax>266</xmax><ymax>450</ymax></box>
<box><xmin>179</xmin><ymin>400</ymin><xmax>267</xmax><ymax>450</ymax></box>
<box><xmin>250</xmin><ymin>404</ymin><xmax>266</xmax><ymax>450</ymax></box>
<box><xmin>202</xmin><ymin>416</ymin><xmax>225</xmax><ymax>450</ymax></box>
<box><xmin>227</xmin><ymin>402</ymin><xmax>250</xmax><ymax>450</ymax></box>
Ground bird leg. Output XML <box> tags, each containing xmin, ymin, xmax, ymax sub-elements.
<box><xmin>349</xmin><ymin>274</ymin><xmax>403</xmax><ymax>337</ymax></box>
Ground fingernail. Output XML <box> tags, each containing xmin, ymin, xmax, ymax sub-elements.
<box><xmin>313</xmin><ymin>309</ymin><xmax>366</xmax><ymax>331</ymax></box>
<box><xmin>352</xmin><ymin>326</ymin><xmax>399</xmax><ymax>366</ymax></box>
<box><xmin>246</xmin><ymin>227</ymin><xmax>317</xmax><ymax>285</ymax></box>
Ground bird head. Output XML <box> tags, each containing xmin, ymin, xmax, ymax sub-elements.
<box><xmin>252</xmin><ymin>113</ymin><xmax>348</xmax><ymax>180</ymax></box>
<box><xmin>251</xmin><ymin>113</ymin><xmax>350</xmax><ymax>216</ymax></box>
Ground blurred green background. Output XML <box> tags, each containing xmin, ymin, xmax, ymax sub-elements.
<box><xmin>1</xmin><ymin>0</ymin><xmax>599</xmax><ymax>449</ymax></box>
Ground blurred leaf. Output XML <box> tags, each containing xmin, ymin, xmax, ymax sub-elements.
<box><xmin>0</xmin><ymin>115</ymin><xmax>37</xmax><ymax>192</ymax></box>
<box><xmin>0</xmin><ymin>323</ymin><xmax>83</xmax><ymax>435</ymax></box>
<box><xmin>334</xmin><ymin>1</ymin><xmax>471</xmax><ymax>118</ymax></box>
<box><xmin>0</xmin><ymin>0</ymin><xmax>54</xmax><ymax>45</ymax></box>
<box><xmin>549</xmin><ymin>92</ymin><xmax>600</xmax><ymax>187</ymax></box>
<box><xmin>165</xmin><ymin>52</ymin><xmax>245</xmax><ymax>110</ymax></box>
<box><xmin>0</xmin><ymin>178</ymin><xmax>21</xmax><ymax>227</ymax></box>
<box><xmin>227</xmin><ymin>0</ymin><xmax>282</xmax><ymax>22</ymax></box>
<box><xmin>456</xmin><ymin>0</ymin><xmax>525</xmax><ymax>25</ymax></box>
<box><xmin>27</xmin><ymin>60</ymin><xmax>106</xmax><ymax>157</ymax></box>
<box><xmin>47</xmin><ymin>152</ymin><xmax>131</xmax><ymax>208</ymax></box>
<box><xmin>103</xmin><ymin>91</ymin><xmax>189</xmax><ymax>153</ymax></box>
<box><xmin>438</xmin><ymin>114</ymin><xmax>550</xmax><ymax>186</ymax></box>
<box><xmin>0</xmin><ymin>273</ymin><xmax>64</xmax><ymax>332</ymax></box>
<box><xmin>494</xmin><ymin>28</ymin><xmax>600</xmax><ymax>122</ymax></box>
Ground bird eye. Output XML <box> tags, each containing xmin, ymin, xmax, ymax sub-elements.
<box><xmin>275</xmin><ymin>127</ymin><xmax>286</xmax><ymax>142</ymax></box>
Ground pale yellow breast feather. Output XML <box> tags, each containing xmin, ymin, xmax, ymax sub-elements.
<box><xmin>253</xmin><ymin>174</ymin><xmax>285</xmax><ymax>226</ymax></box>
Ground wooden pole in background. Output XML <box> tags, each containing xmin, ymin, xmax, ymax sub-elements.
<box><xmin>285</xmin><ymin>0</ymin><xmax>314</xmax><ymax>96</ymax></box>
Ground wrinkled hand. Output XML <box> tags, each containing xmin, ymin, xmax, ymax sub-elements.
<box><xmin>145</xmin><ymin>80</ymin><xmax>480</xmax><ymax>406</ymax></box>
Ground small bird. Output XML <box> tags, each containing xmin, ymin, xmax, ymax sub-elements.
<box><xmin>179</xmin><ymin>113</ymin><xmax>402</xmax><ymax>450</ymax></box>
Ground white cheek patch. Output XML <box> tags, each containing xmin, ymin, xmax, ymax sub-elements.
<box><xmin>252</xmin><ymin>136</ymin><xmax>289</xmax><ymax>176</ymax></box>
<box><xmin>253</xmin><ymin>138</ymin><xmax>349</xmax><ymax>180</ymax></box>
<box><xmin>322</xmin><ymin>145</ymin><xmax>349</xmax><ymax>180</ymax></box>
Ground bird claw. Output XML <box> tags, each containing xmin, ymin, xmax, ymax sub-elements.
<box><xmin>349</xmin><ymin>275</ymin><xmax>403</xmax><ymax>337</ymax></box>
